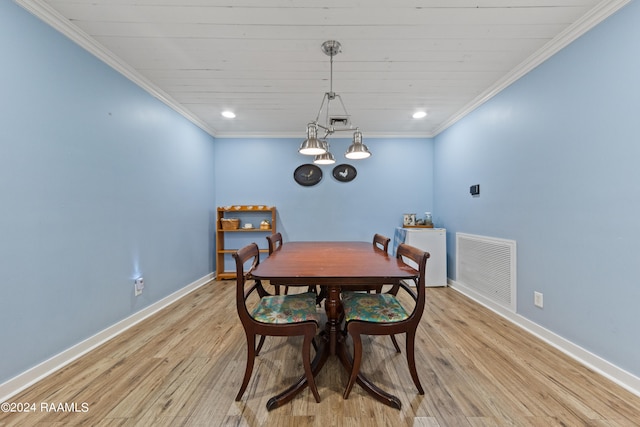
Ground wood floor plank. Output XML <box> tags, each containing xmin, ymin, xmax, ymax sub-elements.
<box><xmin>1</xmin><ymin>281</ymin><xmax>639</xmax><ymax>427</ymax></box>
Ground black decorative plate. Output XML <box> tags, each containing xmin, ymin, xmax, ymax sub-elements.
<box><xmin>332</xmin><ymin>164</ymin><xmax>357</xmax><ymax>182</ymax></box>
<box><xmin>294</xmin><ymin>164</ymin><xmax>323</xmax><ymax>186</ymax></box>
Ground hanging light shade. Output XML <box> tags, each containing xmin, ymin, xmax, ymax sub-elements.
<box><xmin>299</xmin><ymin>124</ymin><xmax>327</xmax><ymax>155</ymax></box>
<box><xmin>345</xmin><ymin>130</ymin><xmax>371</xmax><ymax>159</ymax></box>
<box><xmin>314</xmin><ymin>141</ymin><xmax>336</xmax><ymax>164</ymax></box>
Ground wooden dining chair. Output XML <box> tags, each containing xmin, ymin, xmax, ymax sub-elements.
<box><xmin>371</xmin><ymin>233</ymin><xmax>402</xmax><ymax>352</ymax></box>
<box><xmin>373</xmin><ymin>233</ymin><xmax>391</xmax><ymax>252</ymax></box>
<box><xmin>371</xmin><ymin>233</ymin><xmax>391</xmax><ymax>292</ymax></box>
<box><xmin>232</xmin><ymin>243</ymin><xmax>321</xmax><ymax>404</ymax></box>
<box><xmin>266</xmin><ymin>232</ymin><xmax>323</xmax><ymax>303</ymax></box>
<box><xmin>266</xmin><ymin>232</ymin><xmax>287</xmax><ymax>295</ymax></box>
<box><xmin>341</xmin><ymin>234</ymin><xmax>391</xmax><ymax>296</ymax></box>
<box><xmin>340</xmin><ymin>233</ymin><xmax>400</xmax><ymax>349</ymax></box>
<box><xmin>341</xmin><ymin>243</ymin><xmax>430</xmax><ymax>400</ymax></box>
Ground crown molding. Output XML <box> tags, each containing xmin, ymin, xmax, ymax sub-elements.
<box><xmin>432</xmin><ymin>0</ymin><xmax>632</xmax><ymax>137</ymax></box>
<box><xmin>212</xmin><ymin>131</ymin><xmax>434</xmax><ymax>139</ymax></box>
<box><xmin>15</xmin><ymin>0</ymin><xmax>218</xmax><ymax>138</ymax></box>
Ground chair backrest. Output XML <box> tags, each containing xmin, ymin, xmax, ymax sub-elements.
<box><xmin>396</xmin><ymin>243</ymin><xmax>430</xmax><ymax>323</ymax></box>
<box><xmin>373</xmin><ymin>233</ymin><xmax>391</xmax><ymax>253</ymax></box>
<box><xmin>233</xmin><ymin>243</ymin><xmax>263</xmax><ymax>325</ymax></box>
<box><xmin>266</xmin><ymin>232</ymin><xmax>283</xmax><ymax>255</ymax></box>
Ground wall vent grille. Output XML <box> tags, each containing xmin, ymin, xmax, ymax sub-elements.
<box><xmin>456</xmin><ymin>233</ymin><xmax>517</xmax><ymax>311</ymax></box>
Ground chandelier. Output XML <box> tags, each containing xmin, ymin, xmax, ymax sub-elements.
<box><xmin>298</xmin><ymin>40</ymin><xmax>371</xmax><ymax>164</ymax></box>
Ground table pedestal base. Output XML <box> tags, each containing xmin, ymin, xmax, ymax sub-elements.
<box><xmin>266</xmin><ymin>285</ymin><xmax>402</xmax><ymax>411</ymax></box>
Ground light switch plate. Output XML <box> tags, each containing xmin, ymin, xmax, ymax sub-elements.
<box><xmin>534</xmin><ymin>291</ymin><xmax>543</xmax><ymax>308</ymax></box>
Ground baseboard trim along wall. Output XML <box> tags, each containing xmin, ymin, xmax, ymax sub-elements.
<box><xmin>449</xmin><ymin>279</ymin><xmax>640</xmax><ymax>399</ymax></box>
<box><xmin>0</xmin><ymin>273</ymin><xmax>214</xmax><ymax>403</ymax></box>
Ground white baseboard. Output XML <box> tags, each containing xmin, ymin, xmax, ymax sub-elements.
<box><xmin>448</xmin><ymin>279</ymin><xmax>640</xmax><ymax>398</ymax></box>
<box><xmin>0</xmin><ymin>273</ymin><xmax>214</xmax><ymax>403</ymax></box>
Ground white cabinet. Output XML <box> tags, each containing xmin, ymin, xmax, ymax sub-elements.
<box><xmin>393</xmin><ymin>227</ymin><xmax>447</xmax><ymax>287</ymax></box>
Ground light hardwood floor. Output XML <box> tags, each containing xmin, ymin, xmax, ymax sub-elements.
<box><xmin>1</xmin><ymin>281</ymin><xmax>639</xmax><ymax>426</ymax></box>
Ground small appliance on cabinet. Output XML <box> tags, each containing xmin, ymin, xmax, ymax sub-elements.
<box><xmin>393</xmin><ymin>227</ymin><xmax>447</xmax><ymax>287</ymax></box>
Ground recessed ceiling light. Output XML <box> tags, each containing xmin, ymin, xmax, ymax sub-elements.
<box><xmin>412</xmin><ymin>111</ymin><xmax>427</xmax><ymax>119</ymax></box>
<box><xmin>221</xmin><ymin>111</ymin><xmax>236</xmax><ymax>119</ymax></box>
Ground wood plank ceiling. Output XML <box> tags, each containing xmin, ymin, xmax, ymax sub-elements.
<box><xmin>17</xmin><ymin>0</ymin><xmax>630</xmax><ymax>138</ymax></box>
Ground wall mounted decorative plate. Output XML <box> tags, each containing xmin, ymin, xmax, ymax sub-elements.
<box><xmin>332</xmin><ymin>164</ymin><xmax>357</xmax><ymax>182</ymax></box>
<box><xmin>294</xmin><ymin>164</ymin><xmax>322</xmax><ymax>186</ymax></box>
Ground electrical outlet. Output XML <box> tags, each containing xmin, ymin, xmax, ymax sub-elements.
<box><xmin>534</xmin><ymin>291</ymin><xmax>543</xmax><ymax>308</ymax></box>
<box><xmin>134</xmin><ymin>277</ymin><xmax>144</xmax><ymax>296</ymax></box>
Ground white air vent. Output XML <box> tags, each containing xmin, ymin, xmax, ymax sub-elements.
<box><xmin>456</xmin><ymin>233</ymin><xmax>517</xmax><ymax>312</ymax></box>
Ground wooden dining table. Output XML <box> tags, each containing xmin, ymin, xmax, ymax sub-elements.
<box><xmin>249</xmin><ymin>241</ymin><xmax>419</xmax><ymax>410</ymax></box>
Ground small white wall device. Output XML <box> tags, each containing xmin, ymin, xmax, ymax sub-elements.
<box><xmin>134</xmin><ymin>277</ymin><xmax>144</xmax><ymax>296</ymax></box>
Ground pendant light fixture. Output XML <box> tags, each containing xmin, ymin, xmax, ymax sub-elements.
<box><xmin>345</xmin><ymin>130</ymin><xmax>371</xmax><ymax>159</ymax></box>
<box><xmin>298</xmin><ymin>40</ymin><xmax>371</xmax><ymax>162</ymax></box>
<box><xmin>313</xmin><ymin>141</ymin><xmax>336</xmax><ymax>164</ymax></box>
<box><xmin>299</xmin><ymin>123</ymin><xmax>326</xmax><ymax>155</ymax></box>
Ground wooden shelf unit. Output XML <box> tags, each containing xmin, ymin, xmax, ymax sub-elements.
<box><xmin>216</xmin><ymin>205</ymin><xmax>276</xmax><ymax>280</ymax></box>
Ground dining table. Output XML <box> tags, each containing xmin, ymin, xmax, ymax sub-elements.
<box><xmin>249</xmin><ymin>241</ymin><xmax>419</xmax><ymax>410</ymax></box>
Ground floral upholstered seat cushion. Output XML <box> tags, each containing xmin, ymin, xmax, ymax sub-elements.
<box><xmin>341</xmin><ymin>292</ymin><xmax>409</xmax><ymax>323</ymax></box>
<box><xmin>251</xmin><ymin>292</ymin><xmax>319</xmax><ymax>324</ymax></box>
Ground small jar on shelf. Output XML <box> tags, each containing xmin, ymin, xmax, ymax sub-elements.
<box><xmin>424</xmin><ymin>212</ymin><xmax>433</xmax><ymax>228</ymax></box>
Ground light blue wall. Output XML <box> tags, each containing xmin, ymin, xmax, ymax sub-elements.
<box><xmin>0</xmin><ymin>2</ymin><xmax>216</xmax><ymax>382</ymax></box>
<box><xmin>434</xmin><ymin>2</ymin><xmax>640</xmax><ymax>377</ymax></box>
<box><xmin>213</xmin><ymin>136</ymin><xmax>434</xmax><ymax>250</ymax></box>
<box><xmin>213</xmin><ymin>136</ymin><xmax>434</xmax><ymax>275</ymax></box>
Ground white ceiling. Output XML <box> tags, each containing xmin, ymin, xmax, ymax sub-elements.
<box><xmin>18</xmin><ymin>0</ymin><xmax>629</xmax><ymax>138</ymax></box>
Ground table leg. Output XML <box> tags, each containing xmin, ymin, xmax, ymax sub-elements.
<box><xmin>324</xmin><ymin>286</ymin><xmax>342</xmax><ymax>355</ymax></box>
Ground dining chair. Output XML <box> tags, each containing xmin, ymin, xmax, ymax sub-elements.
<box><xmin>371</xmin><ymin>233</ymin><xmax>402</xmax><ymax>352</ymax></box>
<box><xmin>341</xmin><ymin>234</ymin><xmax>391</xmax><ymax>295</ymax></box>
<box><xmin>339</xmin><ymin>233</ymin><xmax>403</xmax><ymax>350</ymax></box>
<box><xmin>341</xmin><ymin>243</ymin><xmax>430</xmax><ymax>400</ymax></box>
<box><xmin>232</xmin><ymin>242</ymin><xmax>321</xmax><ymax>404</ymax></box>
<box><xmin>266</xmin><ymin>232</ymin><xmax>323</xmax><ymax>303</ymax></box>
<box><xmin>266</xmin><ymin>232</ymin><xmax>287</xmax><ymax>295</ymax></box>
<box><xmin>373</xmin><ymin>233</ymin><xmax>391</xmax><ymax>252</ymax></box>
<box><xmin>371</xmin><ymin>233</ymin><xmax>391</xmax><ymax>293</ymax></box>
